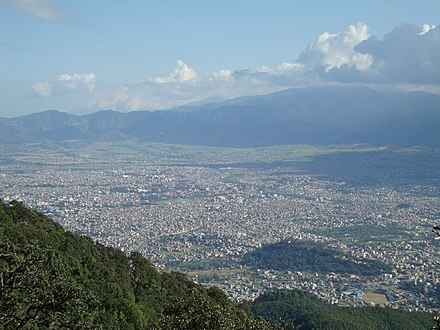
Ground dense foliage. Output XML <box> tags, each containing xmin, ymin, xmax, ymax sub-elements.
<box><xmin>0</xmin><ymin>200</ymin><xmax>275</xmax><ymax>329</ymax></box>
<box><xmin>251</xmin><ymin>289</ymin><xmax>434</xmax><ymax>330</ymax></box>
<box><xmin>243</xmin><ymin>240</ymin><xmax>392</xmax><ymax>276</ymax></box>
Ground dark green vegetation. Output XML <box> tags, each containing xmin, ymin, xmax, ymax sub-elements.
<box><xmin>1</xmin><ymin>86</ymin><xmax>440</xmax><ymax>146</ymax></box>
<box><xmin>251</xmin><ymin>290</ymin><xmax>434</xmax><ymax>330</ymax></box>
<box><xmin>0</xmin><ymin>200</ymin><xmax>275</xmax><ymax>329</ymax></box>
<box><xmin>243</xmin><ymin>240</ymin><xmax>392</xmax><ymax>276</ymax></box>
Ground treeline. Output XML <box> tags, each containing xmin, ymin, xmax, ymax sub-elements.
<box><xmin>0</xmin><ymin>200</ymin><xmax>275</xmax><ymax>329</ymax></box>
<box><xmin>243</xmin><ymin>240</ymin><xmax>392</xmax><ymax>276</ymax></box>
<box><xmin>251</xmin><ymin>289</ymin><xmax>434</xmax><ymax>330</ymax></box>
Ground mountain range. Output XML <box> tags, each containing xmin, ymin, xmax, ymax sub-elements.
<box><xmin>2</xmin><ymin>85</ymin><xmax>440</xmax><ymax>146</ymax></box>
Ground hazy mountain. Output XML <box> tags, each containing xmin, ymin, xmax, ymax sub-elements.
<box><xmin>1</xmin><ymin>86</ymin><xmax>440</xmax><ymax>146</ymax></box>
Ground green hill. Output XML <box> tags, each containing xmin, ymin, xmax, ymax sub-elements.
<box><xmin>243</xmin><ymin>240</ymin><xmax>392</xmax><ymax>276</ymax></box>
<box><xmin>251</xmin><ymin>290</ymin><xmax>434</xmax><ymax>330</ymax></box>
<box><xmin>0</xmin><ymin>200</ymin><xmax>275</xmax><ymax>329</ymax></box>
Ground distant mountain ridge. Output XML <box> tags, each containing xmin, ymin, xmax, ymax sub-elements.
<box><xmin>2</xmin><ymin>86</ymin><xmax>440</xmax><ymax>146</ymax></box>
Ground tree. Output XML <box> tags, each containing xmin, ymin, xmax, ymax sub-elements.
<box><xmin>0</xmin><ymin>240</ymin><xmax>99</xmax><ymax>329</ymax></box>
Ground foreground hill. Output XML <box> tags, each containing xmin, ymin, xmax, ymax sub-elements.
<box><xmin>1</xmin><ymin>86</ymin><xmax>440</xmax><ymax>146</ymax></box>
<box><xmin>0</xmin><ymin>200</ymin><xmax>275</xmax><ymax>329</ymax></box>
<box><xmin>252</xmin><ymin>290</ymin><xmax>434</xmax><ymax>330</ymax></box>
<box><xmin>0</xmin><ymin>200</ymin><xmax>436</xmax><ymax>329</ymax></box>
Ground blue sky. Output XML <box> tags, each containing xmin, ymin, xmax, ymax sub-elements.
<box><xmin>0</xmin><ymin>0</ymin><xmax>439</xmax><ymax>117</ymax></box>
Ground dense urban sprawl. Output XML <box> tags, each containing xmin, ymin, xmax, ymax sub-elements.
<box><xmin>1</xmin><ymin>143</ymin><xmax>439</xmax><ymax>313</ymax></box>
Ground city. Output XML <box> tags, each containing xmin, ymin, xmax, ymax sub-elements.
<box><xmin>1</xmin><ymin>142</ymin><xmax>439</xmax><ymax>313</ymax></box>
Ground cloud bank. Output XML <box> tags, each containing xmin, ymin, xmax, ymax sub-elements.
<box><xmin>32</xmin><ymin>73</ymin><xmax>96</xmax><ymax>97</ymax></box>
<box><xmin>30</xmin><ymin>23</ymin><xmax>440</xmax><ymax>112</ymax></box>
<box><xmin>354</xmin><ymin>23</ymin><xmax>440</xmax><ymax>84</ymax></box>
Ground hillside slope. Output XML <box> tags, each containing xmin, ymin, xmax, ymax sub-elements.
<box><xmin>0</xmin><ymin>200</ymin><xmax>275</xmax><ymax>329</ymax></box>
<box><xmin>251</xmin><ymin>290</ymin><xmax>434</xmax><ymax>330</ymax></box>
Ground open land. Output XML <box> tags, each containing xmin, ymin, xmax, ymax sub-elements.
<box><xmin>363</xmin><ymin>293</ymin><xmax>388</xmax><ymax>305</ymax></box>
<box><xmin>0</xmin><ymin>141</ymin><xmax>439</xmax><ymax>312</ymax></box>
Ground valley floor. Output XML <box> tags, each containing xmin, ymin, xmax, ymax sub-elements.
<box><xmin>1</xmin><ymin>142</ymin><xmax>439</xmax><ymax>312</ymax></box>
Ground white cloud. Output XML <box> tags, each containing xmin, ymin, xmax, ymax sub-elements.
<box><xmin>102</xmin><ymin>23</ymin><xmax>439</xmax><ymax>111</ymax></box>
<box><xmin>210</xmin><ymin>69</ymin><xmax>234</xmax><ymax>81</ymax></box>
<box><xmin>419</xmin><ymin>24</ymin><xmax>436</xmax><ymax>35</ymax></box>
<box><xmin>32</xmin><ymin>72</ymin><xmax>96</xmax><ymax>98</ymax></box>
<box><xmin>298</xmin><ymin>23</ymin><xmax>373</xmax><ymax>72</ymax></box>
<box><xmin>355</xmin><ymin>23</ymin><xmax>440</xmax><ymax>83</ymax></box>
<box><xmin>1</xmin><ymin>0</ymin><xmax>64</xmax><ymax>20</ymax></box>
<box><xmin>57</xmin><ymin>73</ymin><xmax>96</xmax><ymax>92</ymax></box>
<box><xmin>29</xmin><ymin>23</ymin><xmax>440</xmax><ymax>113</ymax></box>
<box><xmin>152</xmin><ymin>60</ymin><xmax>198</xmax><ymax>83</ymax></box>
<box><xmin>89</xmin><ymin>64</ymin><xmax>286</xmax><ymax>112</ymax></box>
<box><xmin>277</xmin><ymin>62</ymin><xmax>305</xmax><ymax>73</ymax></box>
<box><xmin>257</xmin><ymin>62</ymin><xmax>305</xmax><ymax>75</ymax></box>
<box><xmin>257</xmin><ymin>66</ymin><xmax>273</xmax><ymax>74</ymax></box>
<box><xmin>287</xmin><ymin>23</ymin><xmax>440</xmax><ymax>86</ymax></box>
<box><xmin>32</xmin><ymin>81</ymin><xmax>52</xmax><ymax>97</ymax></box>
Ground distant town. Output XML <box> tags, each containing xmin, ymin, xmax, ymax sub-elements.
<box><xmin>1</xmin><ymin>142</ymin><xmax>439</xmax><ymax>313</ymax></box>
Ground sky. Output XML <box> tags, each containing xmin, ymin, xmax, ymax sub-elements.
<box><xmin>0</xmin><ymin>0</ymin><xmax>439</xmax><ymax>117</ymax></box>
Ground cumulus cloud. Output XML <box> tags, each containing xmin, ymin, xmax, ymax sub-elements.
<box><xmin>1</xmin><ymin>0</ymin><xmax>65</xmax><ymax>20</ymax></box>
<box><xmin>31</xmin><ymin>81</ymin><xmax>52</xmax><ymax>97</ymax></box>
<box><xmin>283</xmin><ymin>22</ymin><xmax>440</xmax><ymax>85</ymax></box>
<box><xmin>210</xmin><ymin>69</ymin><xmax>234</xmax><ymax>81</ymax></box>
<box><xmin>297</xmin><ymin>23</ymin><xmax>373</xmax><ymax>72</ymax></box>
<box><xmin>57</xmin><ymin>73</ymin><xmax>96</xmax><ymax>92</ymax></box>
<box><xmin>420</xmin><ymin>24</ymin><xmax>436</xmax><ymax>35</ymax></box>
<box><xmin>277</xmin><ymin>62</ymin><xmax>305</xmax><ymax>73</ymax></box>
<box><xmin>104</xmin><ymin>23</ymin><xmax>439</xmax><ymax>111</ymax></box>
<box><xmin>152</xmin><ymin>60</ymin><xmax>198</xmax><ymax>83</ymax></box>
<box><xmin>257</xmin><ymin>62</ymin><xmax>305</xmax><ymax>75</ymax></box>
<box><xmin>89</xmin><ymin>64</ymin><xmax>287</xmax><ymax>112</ymax></box>
<box><xmin>29</xmin><ymin>23</ymin><xmax>440</xmax><ymax>113</ymax></box>
<box><xmin>32</xmin><ymin>72</ymin><xmax>96</xmax><ymax>97</ymax></box>
<box><xmin>355</xmin><ymin>23</ymin><xmax>440</xmax><ymax>83</ymax></box>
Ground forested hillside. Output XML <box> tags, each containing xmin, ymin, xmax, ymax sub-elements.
<box><xmin>251</xmin><ymin>290</ymin><xmax>434</xmax><ymax>330</ymax></box>
<box><xmin>0</xmin><ymin>200</ymin><xmax>275</xmax><ymax>329</ymax></box>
